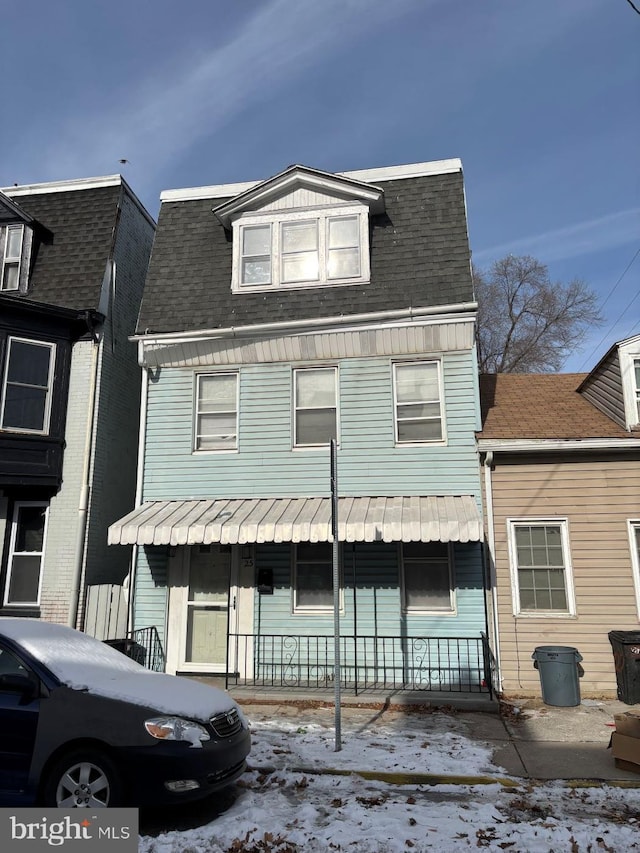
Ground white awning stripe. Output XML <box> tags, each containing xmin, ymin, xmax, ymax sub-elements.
<box><xmin>108</xmin><ymin>496</ymin><xmax>482</xmax><ymax>547</ymax></box>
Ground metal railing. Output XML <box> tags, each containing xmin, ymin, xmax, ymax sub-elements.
<box><xmin>128</xmin><ymin>626</ymin><xmax>166</xmax><ymax>672</ymax></box>
<box><xmin>227</xmin><ymin>633</ymin><xmax>493</xmax><ymax>697</ymax></box>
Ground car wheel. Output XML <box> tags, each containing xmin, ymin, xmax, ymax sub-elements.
<box><xmin>43</xmin><ymin>749</ymin><xmax>122</xmax><ymax>808</ymax></box>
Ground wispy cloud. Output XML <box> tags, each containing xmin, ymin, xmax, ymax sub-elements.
<box><xmin>472</xmin><ymin>208</ymin><xmax>640</xmax><ymax>266</ymax></box>
<box><xmin>39</xmin><ymin>0</ymin><xmax>428</xmax><ymax>194</ymax></box>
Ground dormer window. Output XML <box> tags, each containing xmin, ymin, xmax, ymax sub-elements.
<box><xmin>214</xmin><ymin>164</ymin><xmax>384</xmax><ymax>295</ymax></box>
<box><xmin>1</xmin><ymin>224</ymin><xmax>24</xmax><ymax>291</ymax></box>
<box><xmin>234</xmin><ymin>206</ymin><xmax>368</xmax><ymax>292</ymax></box>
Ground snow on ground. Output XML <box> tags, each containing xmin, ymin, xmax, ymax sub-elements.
<box><xmin>139</xmin><ymin>708</ymin><xmax>640</xmax><ymax>853</ymax></box>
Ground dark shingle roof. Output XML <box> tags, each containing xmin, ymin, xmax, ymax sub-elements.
<box><xmin>5</xmin><ymin>183</ymin><xmax>122</xmax><ymax>310</ymax></box>
<box><xmin>479</xmin><ymin>373</ymin><xmax>635</xmax><ymax>440</ymax></box>
<box><xmin>136</xmin><ymin>169</ymin><xmax>472</xmax><ymax>335</ymax></box>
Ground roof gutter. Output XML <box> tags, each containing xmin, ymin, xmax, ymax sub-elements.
<box><xmin>133</xmin><ymin>301</ymin><xmax>478</xmax><ymax>351</ymax></box>
<box><xmin>478</xmin><ymin>438</ymin><xmax>640</xmax><ymax>452</ymax></box>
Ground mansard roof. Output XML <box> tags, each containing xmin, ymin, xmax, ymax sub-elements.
<box><xmin>137</xmin><ymin>159</ymin><xmax>473</xmax><ymax>335</ymax></box>
<box><xmin>1</xmin><ymin>176</ymin><xmax>149</xmax><ymax>311</ymax></box>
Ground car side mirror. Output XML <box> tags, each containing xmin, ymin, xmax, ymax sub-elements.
<box><xmin>0</xmin><ymin>673</ymin><xmax>38</xmax><ymax>702</ymax></box>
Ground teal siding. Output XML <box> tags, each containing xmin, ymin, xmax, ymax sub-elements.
<box><xmin>143</xmin><ymin>351</ymin><xmax>481</xmax><ymax>500</ymax></box>
<box><xmin>253</xmin><ymin>542</ymin><xmax>485</xmax><ymax>638</ymax></box>
<box><xmin>136</xmin><ymin>347</ymin><xmax>487</xmax><ymax>650</ymax></box>
<box><xmin>133</xmin><ymin>546</ymin><xmax>168</xmax><ymax>637</ymax></box>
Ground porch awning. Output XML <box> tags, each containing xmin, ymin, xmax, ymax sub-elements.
<box><xmin>108</xmin><ymin>496</ymin><xmax>482</xmax><ymax>547</ymax></box>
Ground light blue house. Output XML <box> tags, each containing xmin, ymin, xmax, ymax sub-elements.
<box><xmin>109</xmin><ymin>160</ymin><xmax>490</xmax><ymax>697</ymax></box>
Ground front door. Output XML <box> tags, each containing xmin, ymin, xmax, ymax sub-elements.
<box><xmin>183</xmin><ymin>545</ymin><xmax>231</xmax><ymax>671</ymax></box>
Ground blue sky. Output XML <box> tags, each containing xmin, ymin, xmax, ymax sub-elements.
<box><xmin>2</xmin><ymin>0</ymin><xmax>638</xmax><ymax>372</ymax></box>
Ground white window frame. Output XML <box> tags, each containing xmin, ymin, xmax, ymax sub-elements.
<box><xmin>193</xmin><ymin>371</ymin><xmax>239</xmax><ymax>452</ymax></box>
<box><xmin>0</xmin><ymin>337</ymin><xmax>56</xmax><ymax>434</ymax></box>
<box><xmin>626</xmin><ymin>520</ymin><xmax>640</xmax><ymax>621</ymax></box>
<box><xmin>507</xmin><ymin>518</ymin><xmax>576</xmax><ymax>617</ymax></box>
<box><xmin>292</xmin><ymin>543</ymin><xmax>343</xmax><ymax>615</ymax></box>
<box><xmin>4</xmin><ymin>501</ymin><xmax>49</xmax><ymax>607</ymax></box>
<box><xmin>400</xmin><ymin>542</ymin><xmax>456</xmax><ymax>615</ymax></box>
<box><xmin>1</xmin><ymin>224</ymin><xmax>24</xmax><ymax>291</ymax></box>
<box><xmin>231</xmin><ymin>204</ymin><xmax>370</xmax><ymax>293</ymax></box>
<box><xmin>392</xmin><ymin>360</ymin><xmax>446</xmax><ymax>445</ymax></box>
<box><xmin>619</xmin><ymin>348</ymin><xmax>640</xmax><ymax>429</ymax></box>
<box><xmin>293</xmin><ymin>366</ymin><xmax>338</xmax><ymax>449</ymax></box>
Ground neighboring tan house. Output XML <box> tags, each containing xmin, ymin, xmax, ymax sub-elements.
<box><xmin>109</xmin><ymin>159</ymin><xmax>492</xmax><ymax>698</ymax></box>
<box><xmin>479</xmin><ymin>350</ymin><xmax>640</xmax><ymax>698</ymax></box>
<box><xmin>0</xmin><ymin>176</ymin><xmax>154</xmax><ymax>631</ymax></box>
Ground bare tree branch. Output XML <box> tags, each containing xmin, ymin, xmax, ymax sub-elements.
<box><xmin>474</xmin><ymin>255</ymin><xmax>604</xmax><ymax>373</ymax></box>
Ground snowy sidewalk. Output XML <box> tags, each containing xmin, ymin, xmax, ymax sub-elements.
<box><xmin>139</xmin><ymin>699</ymin><xmax>640</xmax><ymax>852</ymax></box>
<box><xmin>241</xmin><ymin>697</ymin><xmax>640</xmax><ymax>783</ymax></box>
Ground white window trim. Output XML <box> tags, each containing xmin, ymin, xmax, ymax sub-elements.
<box><xmin>231</xmin><ymin>204</ymin><xmax>370</xmax><ymax>293</ymax></box>
<box><xmin>0</xmin><ymin>337</ymin><xmax>56</xmax><ymax>434</ymax></box>
<box><xmin>292</xmin><ymin>365</ymin><xmax>339</xmax><ymax>449</ymax></box>
<box><xmin>619</xmin><ymin>349</ymin><xmax>640</xmax><ymax>429</ymax></box>
<box><xmin>626</xmin><ymin>520</ymin><xmax>640</xmax><ymax>621</ymax></box>
<box><xmin>1</xmin><ymin>224</ymin><xmax>24</xmax><ymax>291</ymax></box>
<box><xmin>507</xmin><ymin>517</ymin><xmax>576</xmax><ymax>617</ymax></box>
<box><xmin>392</xmin><ymin>359</ymin><xmax>446</xmax><ymax>446</ymax></box>
<box><xmin>4</xmin><ymin>501</ymin><xmax>49</xmax><ymax>607</ymax></box>
<box><xmin>400</xmin><ymin>542</ymin><xmax>457</xmax><ymax>615</ymax></box>
<box><xmin>292</xmin><ymin>544</ymin><xmax>344</xmax><ymax>615</ymax></box>
<box><xmin>192</xmin><ymin>371</ymin><xmax>239</xmax><ymax>453</ymax></box>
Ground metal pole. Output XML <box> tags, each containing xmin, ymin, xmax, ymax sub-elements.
<box><xmin>330</xmin><ymin>439</ymin><xmax>342</xmax><ymax>751</ymax></box>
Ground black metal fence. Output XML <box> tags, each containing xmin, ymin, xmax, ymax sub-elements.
<box><xmin>227</xmin><ymin>633</ymin><xmax>493</xmax><ymax>697</ymax></box>
<box><xmin>129</xmin><ymin>626</ymin><xmax>166</xmax><ymax>672</ymax></box>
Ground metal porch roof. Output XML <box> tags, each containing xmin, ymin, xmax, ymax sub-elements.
<box><xmin>108</xmin><ymin>496</ymin><xmax>482</xmax><ymax>547</ymax></box>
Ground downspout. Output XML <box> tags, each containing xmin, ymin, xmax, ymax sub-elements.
<box><xmin>126</xmin><ymin>342</ymin><xmax>150</xmax><ymax>634</ymax></box>
<box><xmin>68</xmin><ymin>317</ymin><xmax>102</xmax><ymax>628</ymax></box>
<box><xmin>483</xmin><ymin>450</ymin><xmax>502</xmax><ymax>691</ymax></box>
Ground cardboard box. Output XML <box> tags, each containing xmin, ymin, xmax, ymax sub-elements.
<box><xmin>614</xmin><ymin>711</ymin><xmax>640</xmax><ymax>739</ymax></box>
<box><xmin>611</xmin><ymin>733</ymin><xmax>640</xmax><ymax>774</ymax></box>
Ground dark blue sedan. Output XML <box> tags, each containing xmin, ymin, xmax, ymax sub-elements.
<box><xmin>0</xmin><ymin>618</ymin><xmax>250</xmax><ymax>808</ymax></box>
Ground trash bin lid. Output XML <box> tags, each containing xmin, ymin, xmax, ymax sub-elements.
<box><xmin>532</xmin><ymin>645</ymin><xmax>583</xmax><ymax>662</ymax></box>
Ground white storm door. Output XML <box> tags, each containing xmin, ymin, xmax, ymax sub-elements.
<box><xmin>183</xmin><ymin>545</ymin><xmax>231</xmax><ymax>670</ymax></box>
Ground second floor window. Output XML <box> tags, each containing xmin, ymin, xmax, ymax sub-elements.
<box><xmin>294</xmin><ymin>367</ymin><xmax>337</xmax><ymax>447</ymax></box>
<box><xmin>194</xmin><ymin>373</ymin><xmax>238</xmax><ymax>451</ymax></box>
<box><xmin>634</xmin><ymin>358</ymin><xmax>640</xmax><ymax>423</ymax></box>
<box><xmin>1</xmin><ymin>224</ymin><xmax>24</xmax><ymax>291</ymax></box>
<box><xmin>1</xmin><ymin>338</ymin><xmax>55</xmax><ymax>434</ymax></box>
<box><xmin>393</xmin><ymin>361</ymin><xmax>443</xmax><ymax>443</ymax></box>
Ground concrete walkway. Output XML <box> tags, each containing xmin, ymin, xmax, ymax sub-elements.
<box><xmin>236</xmin><ymin>694</ymin><xmax>640</xmax><ymax>784</ymax></box>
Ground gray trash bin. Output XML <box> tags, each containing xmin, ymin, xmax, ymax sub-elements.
<box><xmin>532</xmin><ymin>646</ymin><xmax>582</xmax><ymax>706</ymax></box>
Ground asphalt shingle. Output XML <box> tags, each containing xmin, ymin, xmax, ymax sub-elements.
<box><xmin>136</xmin><ymin>170</ymin><xmax>473</xmax><ymax>335</ymax></box>
<box><xmin>479</xmin><ymin>373</ymin><xmax>635</xmax><ymax>440</ymax></box>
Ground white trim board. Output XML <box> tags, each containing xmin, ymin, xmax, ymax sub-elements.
<box><xmin>160</xmin><ymin>159</ymin><xmax>463</xmax><ymax>203</ymax></box>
